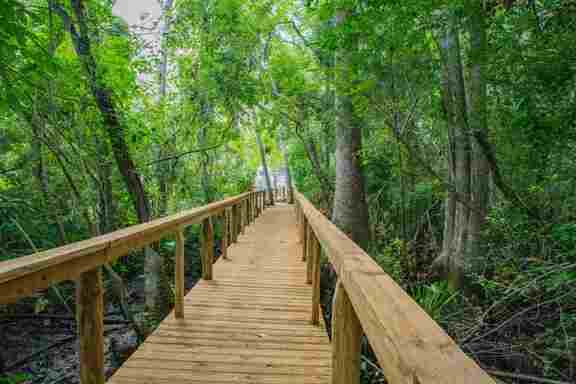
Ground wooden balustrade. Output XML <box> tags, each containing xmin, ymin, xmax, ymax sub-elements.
<box><xmin>294</xmin><ymin>191</ymin><xmax>496</xmax><ymax>384</ymax></box>
<box><xmin>0</xmin><ymin>190</ymin><xmax>266</xmax><ymax>384</ymax></box>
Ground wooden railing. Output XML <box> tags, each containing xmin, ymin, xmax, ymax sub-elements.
<box><xmin>0</xmin><ymin>190</ymin><xmax>267</xmax><ymax>384</ymax></box>
<box><xmin>294</xmin><ymin>191</ymin><xmax>496</xmax><ymax>384</ymax></box>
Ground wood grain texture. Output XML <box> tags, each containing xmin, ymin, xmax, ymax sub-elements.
<box><xmin>302</xmin><ymin>219</ymin><xmax>308</xmax><ymax>262</ymax></box>
<box><xmin>201</xmin><ymin>218</ymin><xmax>214</xmax><ymax>281</ymax></box>
<box><xmin>109</xmin><ymin>204</ymin><xmax>331</xmax><ymax>384</ymax></box>
<box><xmin>331</xmin><ymin>281</ymin><xmax>361</xmax><ymax>384</ymax></box>
<box><xmin>295</xmin><ymin>192</ymin><xmax>496</xmax><ymax>384</ymax></box>
<box><xmin>311</xmin><ymin>234</ymin><xmax>321</xmax><ymax>326</ymax></box>
<box><xmin>306</xmin><ymin>224</ymin><xmax>313</xmax><ymax>284</ymax></box>
<box><xmin>174</xmin><ymin>230</ymin><xmax>185</xmax><ymax>319</ymax></box>
<box><xmin>77</xmin><ymin>268</ymin><xmax>105</xmax><ymax>384</ymax></box>
<box><xmin>221</xmin><ymin>208</ymin><xmax>229</xmax><ymax>260</ymax></box>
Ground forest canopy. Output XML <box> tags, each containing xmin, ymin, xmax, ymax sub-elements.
<box><xmin>1</xmin><ymin>0</ymin><xmax>575</xmax><ymax>383</ymax></box>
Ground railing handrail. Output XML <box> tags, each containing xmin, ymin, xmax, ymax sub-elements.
<box><xmin>0</xmin><ymin>191</ymin><xmax>256</xmax><ymax>303</ymax></box>
<box><xmin>294</xmin><ymin>191</ymin><xmax>495</xmax><ymax>384</ymax></box>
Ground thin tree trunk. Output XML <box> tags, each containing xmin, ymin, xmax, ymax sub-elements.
<box><xmin>198</xmin><ymin>103</ymin><xmax>214</xmax><ymax>204</ymax></box>
<box><xmin>156</xmin><ymin>0</ymin><xmax>175</xmax><ymax>217</ymax></box>
<box><xmin>255</xmin><ymin>128</ymin><xmax>274</xmax><ymax>206</ymax></box>
<box><xmin>278</xmin><ymin>124</ymin><xmax>294</xmax><ymax>204</ymax></box>
<box><xmin>467</xmin><ymin>1</ymin><xmax>490</xmax><ymax>273</ymax></box>
<box><xmin>331</xmin><ymin>9</ymin><xmax>370</xmax><ymax>249</ymax></box>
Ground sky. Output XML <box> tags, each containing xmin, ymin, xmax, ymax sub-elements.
<box><xmin>112</xmin><ymin>0</ymin><xmax>161</xmax><ymax>27</ymax></box>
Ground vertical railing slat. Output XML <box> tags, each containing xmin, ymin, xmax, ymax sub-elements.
<box><xmin>175</xmin><ymin>229</ymin><xmax>185</xmax><ymax>318</ymax></box>
<box><xmin>301</xmin><ymin>218</ymin><xmax>308</xmax><ymax>262</ymax></box>
<box><xmin>332</xmin><ymin>281</ymin><xmax>362</xmax><ymax>384</ymax></box>
<box><xmin>222</xmin><ymin>209</ymin><xmax>229</xmax><ymax>259</ymax></box>
<box><xmin>201</xmin><ymin>217</ymin><xmax>214</xmax><ymax>280</ymax></box>
<box><xmin>231</xmin><ymin>204</ymin><xmax>238</xmax><ymax>243</ymax></box>
<box><xmin>306</xmin><ymin>224</ymin><xmax>313</xmax><ymax>284</ymax></box>
<box><xmin>241</xmin><ymin>198</ymin><xmax>246</xmax><ymax>235</ymax></box>
<box><xmin>311</xmin><ymin>233</ymin><xmax>321</xmax><ymax>325</ymax></box>
<box><xmin>77</xmin><ymin>267</ymin><xmax>104</xmax><ymax>384</ymax></box>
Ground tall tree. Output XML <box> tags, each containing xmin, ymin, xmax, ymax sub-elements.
<box><xmin>331</xmin><ymin>8</ymin><xmax>370</xmax><ymax>249</ymax></box>
<box><xmin>434</xmin><ymin>10</ymin><xmax>471</xmax><ymax>288</ymax></box>
<box><xmin>156</xmin><ymin>0</ymin><xmax>175</xmax><ymax>216</ymax></box>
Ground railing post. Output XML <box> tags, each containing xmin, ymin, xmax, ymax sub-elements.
<box><xmin>332</xmin><ymin>281</ymin><xmax>362</xmax><ymax>384</ymax></box>
<box><xmin>247</xmin><ymin>194</ymin><xmax>252</xmax><ymax>224</ymax></box>
<box><xmin>301</xmin><ymin>219</ymin><xmax>308</xmax><ymax>262</ymax></box>
<box><xmin>201</xmin><ymin>217</ymin><xmax>214</xmax><ymax>280</ymax></box>
<box><xmin>295</xmin><ymin>200</ymin><xmax>300</xmax><ymax>224</ymax></box>
<box><xmin>251</xmin><ymin>193</ymin><xmax>255</xmax><ymax>223</ymax></box>
<box><xmin>175</xmin><ymin>229</ymin><xmax>185</xmax><ymax>318</ymax></box>
<box><xmin>306</xmin><ymin>224</ymin><xmax>313</xmax><ymax>284</ymax></box>
<box><xmin>222</xmin><ymin>209</ymin><xmax>229</xmax><ymax>259</ymax></box>
<box><xmin>252</xmin><ymin>192</ymin><xmax>256</xmax><ymax>221</ymax></box>
<box><xmin>237</xmin><ymin>202</ymin><xmax>243</xmax><ymax>236</ymax></box>
<box><xmin>77</xmin><ymin>267</ymin><xmax>104</xmax><ymax>384</ymax></box>
<box><xmin>239</xmin><ymin>201</ymin><xmax>244</xmax><ymax>235</ymax></box>
<box><xmin>231</xmin><ymin>204</ymin><xmax>238</xmax><ymax>243</ymax></box>
<box><xmin>241</xmin><ymin>198</ymin><xmax>246</xmax><ymax>234</ymax></box>
<box><xmin>311</xmin><ymin>234</ymin><xmax>321</xmax><ymax>325</ymax></box>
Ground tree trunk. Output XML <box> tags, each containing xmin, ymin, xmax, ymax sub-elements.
<box><xmin>435</xmin><ymin>11</ymin><xmax>471</xmax><ymax>288</ymax></box>
<box><xmin>278</xmin><ymin>124</ymin><xmax>294</xmax><ymax>204</ymax></box>
<box><xmin>156</xmin><ymin>0</ymin><xmax>175</xmax><ymax>217</ymax></box>
<box><xmin>331</xmin><ymin>9</ymin><xmax>370</xmax><ymax>249</ymax></box>
<box><xmin>255</xmin><ymin>128</ymin><xmax>274</xmax><ymax>206</ymax></box>
<box><xmin>198</xmin><ymin>102</ymin><xmax>215</xmax><ymax>204</ymax></box>
<box><xmin>466</xmin><ymin>1</ymin><xmax>490</xmax><ymax>273</ymax></box>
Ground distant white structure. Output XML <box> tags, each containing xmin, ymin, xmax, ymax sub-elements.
<box><xmin>255</xmin><ymin>167</ymin><xmax>289</xmax><ymax>191</ymax></box>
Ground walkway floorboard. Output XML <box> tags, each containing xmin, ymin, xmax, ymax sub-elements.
<box><xmin>109</xmin><ymin>204</ymin><xmax>331</xmax><ymax>384</ymax></box>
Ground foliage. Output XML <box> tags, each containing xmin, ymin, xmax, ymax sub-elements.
<box><xmin>1</xmin><ymin>0</ymin><xmax>576</xmax><ymax>382</ymax></box>
<box><xmin>409</xmin><ymin>281</ymin><xmax>458</xmax><ymax>321</ymax></box>
<box><xmin>0</xmin><ymin>373</ymin><xmax>31</xmax><ymax>384</ymax></box>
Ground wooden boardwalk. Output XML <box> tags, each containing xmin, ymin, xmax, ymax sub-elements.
<box><xmin>109</xmin><ymin>204</ymin><xmax>332</xmax><ymax>384</ymax></box>
<box><xmin>1</xmin><ymin>190</ymin><xmax>495</xmax><ymax>384</ymax></box>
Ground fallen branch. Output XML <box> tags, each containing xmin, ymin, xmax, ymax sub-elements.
<box><xmin>0</xmin><ymin>313</ymin><xmax>130</xmax><ymax>325</ymax></box>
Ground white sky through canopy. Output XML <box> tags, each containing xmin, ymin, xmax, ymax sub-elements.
<box><xmin>112</xmin><ymin>0</ymin><xmax>161</xmax><ymax>27</ymax></box>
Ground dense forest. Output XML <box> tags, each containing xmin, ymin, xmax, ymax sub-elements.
<box><xmin>1</xmin><ymin>0</ymin><xmax>575</xmax><ymax>383</ymax></box>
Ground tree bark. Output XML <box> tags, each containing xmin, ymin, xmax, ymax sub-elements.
<box><xmin>278</xmin><ymin>124</ymin><xmax>294</xmax><ymax>204</ymax></box>
<box><xmin>435</xmin><ymin>11</ymin><xmax>471</xmax><ymax>288</ymax></box>
<box><xmin>255</xmin><ymin>127</ymin><xmax>275</xmax><ymax>206</ymax></box>
<box><xmin>156</xmin><ymin>0</ymin><xmax>175</xmax><ymax>217</ymax></box>
<box><xmin>331</xmin><ymin>9</ymin><xmax>370</xmax><ymax>249</ymax></box>
<box><xmin>198</xmin><ymin>102</ymin><xmax>215</xmax><ymax>204</ymax></box>
<box><xmin>466</xmin><ymin>1</ymin><xmax>490</xmax><ymax>273</ymax></box>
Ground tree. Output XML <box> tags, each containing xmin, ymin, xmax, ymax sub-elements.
<box><xmin>331</xmin><ymin>8</ymin><xmax>370</xmax><ymax>249</ymax></box>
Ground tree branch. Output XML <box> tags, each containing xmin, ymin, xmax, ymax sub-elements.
<box><xmin>144</xmin><ymin>142</ymin><xmax>225</xmax><ymax>166</ymax></box>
